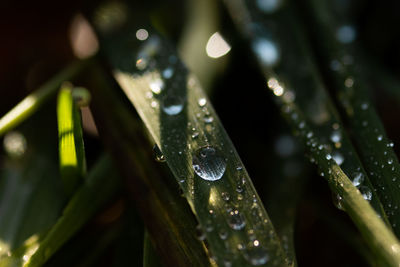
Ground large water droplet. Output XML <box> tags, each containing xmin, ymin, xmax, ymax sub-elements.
<box><xmin>243</xmin><ymin>244</ymin><xmax>269</xmax><ymax>266</ymax></box>
<box><xmin>161</xmin><ymin>95</ymin><xmax>184</xmax><ymax>115</ymax></box>
<box><xmin>228</xmin><ymin>210</ymin><xmax>246</xmax><ymax>230</ymax></box>
<box><xmin>192</xmin><ymin>146</ymin><xmax>226</xmax><ymax>181</ymax></box>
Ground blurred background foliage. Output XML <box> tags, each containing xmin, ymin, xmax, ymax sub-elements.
<box><xmin>1</xmin><ymin>0</ymin><xmax>400</xmax><ymax>266</ymax></box>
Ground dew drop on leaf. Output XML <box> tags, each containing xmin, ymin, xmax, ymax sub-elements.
<box><xmin>153</xmin><ymin>144</ymin><xmax>165</xmax><ymax>162</ymax></box>
<box><xmin>161</xmin><ymin>95</ymin><xmax>184</xmax><ymax>115</ymax></box>
<box><xmin>228</xmin><ymin>210</ymin><xmax>246</xmax><ymax>230</ymax></box>
<box><xmin>352</xmin><ymin>172</ymin><xmax>364</xmax><ymax>187</ymax></box>
<box><xmin>359</xmin><ymin>186</ymin><xmax>372</xmax><ymax>201</ymax></box>
<box><xmin>243</xmin><ymin>244</ymin><xmax>269</xmax><ymax>266</ymax></box>
<box><xmin>192</xmin><ymin>146</ymin><xmax>226</xmax><ymax>181</ymax></box>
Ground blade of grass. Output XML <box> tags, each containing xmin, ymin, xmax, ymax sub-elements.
<box><xmin>0</xmin><ymin>59</ymin><xmax>91</xmax><ymax>137</ymax></box>
<box><xmin>299</xmin><ymin>0</ymin><xmax>400</xmax><ymax>236</ymax></box>
<box><xmin>221</xmin><ymin>0</ymin><xmax>400</xmax><ymax>265</ymax></box>
<box><xmin>86</xmin><ymin>63</ymin><xmax>211</xmax><ymax>266</ymax></box>
<box><xmin>88</xmin><ymin>3</ymin><xmax>291</xmax><ymax>265</ymax></box>
<box><xmin>57</xmin><ymin>84</ymin><xmax>87</xmax><ymax>196</ymax></box>
<box><xmin>12</xmin><ymin>155</ymin><xmax>121</xmax><ymax>267</ymax></box>
<box><xmin>143</xmin><ymin>230</ymin><xmax>163</xmax><ymax>267</ymax></box>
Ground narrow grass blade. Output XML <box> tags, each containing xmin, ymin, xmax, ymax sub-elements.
<box><xmin>14</xmin><ymin>155</ymin><xmax>121</xmax><ymax>267</ymax></box>
<box><xmin>89</xmin><ymin>4</ymin><xmax>291</xmax><ymax>265</ymax></box>
<box><xmin>0</xmin><ymin>60</ymin><xmax>90</xmax><ymax>137</ymax></box>
<box><xmin>300</xmin><ymin>0</ymin><xmax>400</xmax><ymax>236</ymax></box>
<box><xmin>0</xmin><ymin>107</ymin><xmax>65</xmax><ymax>261</ymax></box>
<box><xmin>221</xmin><ymin>0</ymin><xmax>400</xmax><ymax>265</ymax></box>
<box><xmin>143</xmin><ymin>230</ymin><xmax>163</xmax><ymax>267</ymax></box>
<box><xmin>57</xmin><ymin>84</ymin><xmax>86</xmax><ymax>196</ymax></box>
<box><xmin>86</xmin><ymin>64</ymin><xmax>210</xmax><ymax>266</ymax></box>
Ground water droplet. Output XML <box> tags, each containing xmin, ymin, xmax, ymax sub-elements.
<box><xmin>228</xmin><ymin>210</ymin><xmax>246</xmax><ymax>230</ymax></box>
<box><xmin>149</xmin><ymin>78</ymin><xmax>165</xmax><ymax>94</ymax></box>
<box><xmin>274</xmin><ymin>135</ymin><xmax>296</xmax><ymax>157</ymax></box>
<box><xmin>352</xmin><ymin>172</ymin><xmax>364</xmax><ymax>187</ymax></box>
<box><xmin>192</xmin><ymin>146</ymin><xmax>226</xmax><ymax>181</ymax></box>
<box><xmin>162</xmin><ymin>67</ymin><xmax>174</xmax><ymax>79</ymax></box>
<box><xmin>359</xmin><ymin>186</ymin><xmax>372</xmax><ymax>201</ymax></box>
<box><xmin>256</xmin><ymin>0</ymin><xmax>282</xmax><ymax>13</ymax></box>
<box><xmin>306</xmin><ymin>132</ymin><xmax>313</xmax><ymax>138</ymax></box>
<box><xmin>326</xmin><ymin>154</ymin><xmax>332</xmax><ymax>160</ymax></box>
<box><xmin>388</xmin><ymin>158</ymin><xmax>394</xmax><ymax>165</ymax></box>
<box><xmin>219</xmin><ymin>230</ymin><xmax>228</xmax><ymax>240</ymax></box>
<box><xmin>243</xmin><ymin>244</ymin><xmax>269</xmax><ymax>265</ymax></box>
<box><xmin>136</xmin><ymin>58</ymin><xmax>148</xmax><ymax>70</ymax></box>
<box><xmin>332</xmin><ymin>152</ymin><xmax>344</xmax><ymax>165</ymax></box>
<box><xmin>336</xmin><ymin>25</ymin><xmax>356</xmax><ymax>44</ymax></box>
<box><xmin>3</xmin><ymin>131</ymin><xmax>27</xmax><ymax>158</ymax></box>
<box><xmin>191</xmin><ymin>132</ymin><xmax>199</xmax><ymax>139</ymax></box>
<box><xmin>198</xmin><ymin>98</ymin><xmax>207</xmax><ymax>107</ymax></box>
<box><xmin>330</xmin><ymin>59</ymin><xmax>342</xmax><ymax>71</ymax></box>
<box><xmin>196</xmin><ymin>225</ymin><xmax>206</xmax><ymax>241</ymax></box>
<box><xmin>136</xmin><ymin>28</ymin><xmax>149</xmax><ymax>41</ymax></box>
<box><xmin>221</xmin><ymin>192</ymin><xmax>230</xmax><ymax>201</ymax></box>
<box><xmin>252</xmin><ymin>38</ymin><xmax>280</xmax><ymax>66</ymax></box>
<box><xmin>204</xmin><ymin>115</ymin><xmax>214</xmax><ymax>124</ymax></box>
<box><xmin>161</xmin><ymin>95</ymin><xmax>184</xmax><ymax>115</ymax></box>
<box><xmin>333</xmin><ymin>194</ymin><xmax>346</xmax><ymax>211</ymax></box>
<box><xmin>206</xmin><ymin>32</ymin><xmax>231</xmax><ymax>58</ymax></box>
<box><xmin>361</xmin><ymin>102</ymin><xmax>369</xmax><ymax>110</ymax></box>
<box><xmin>153</xmin><ymin>144</ymin><xmax>165</xmax><ymax>162</ymax></box>
<box><xmin>377</xmin><ymin>135</ymin><xmax>383</xmax><ymax>141</ymax></box>
<box><xmin>330</xmin><ymin>131</ymin><xmax>342</xmax><ymax>143</ymax></box>
<box><xmin>388</xmin><ymin>142</ymin><xmax>395</xmax><ymax>148</ymax></box>
<box><xmin>344</xmin><ymin>77</ymin><xmax>354</xmax><ymax>88</ymax></box>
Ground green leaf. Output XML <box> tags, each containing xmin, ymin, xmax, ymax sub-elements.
<box><xmin>0</xmin><ymin>60</ymin><xmax>90</xmax><ymax>138</ymax></box>
<box><xmin>86</xmin><ymin>63</ymin><xmax>211</xmax><ymax>266</ymax></box>
<box><xmin>301</xmin><ymin>0</ymin><xmax>400</xmax><ymax>237</ymax></box>
<box><xmin>57</xmin><ymin>84</ymin><xmax>86</xmax><ymax>196</ymax></box>
<box><xmin>221</xmin><ymin>0</ymin><xmax>400</xmax><ymax>265</ymax></box>
<box><xmin>20</xmin><ymin>155</ymin><xmax>121</xmax><ymax>267</ymax></box>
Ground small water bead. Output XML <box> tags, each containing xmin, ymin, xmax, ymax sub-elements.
<box><xmin>192</xmin><ymin>146</ymin><xmax>226</xmax><ymax>181</ymax></box>
<box><xmin>221</xmin><ymin>192</ymin><xmax>230</xmax><ymax>201</ymax></box>
<box><xmin>243</xmin><ymin>244</ymin><xmax>269</xmax><ymax>266</ymax></box>
<box><xmin>204</xmin><ymin>115</ymin><xmax>214</xmax><ymax>124</ymax></box>
<box><xmin>191</xmin><ymin>132</ymin><xmax>199</xmax><ymax>139</ymax></box>
<box><xmin>196</xmin><ymin>225</ymin><xmax>206</xmax><ymax>241</ymax></box>
<box><xmin>274</xmin><ymin>135</ymin><xmax>296</xmax><ymax>157</ymax></box>
<box><xmin>219</xmin><ymin>230</ymin><xmax>228</xmax><ymax>240</ymax></box>
<box><xmin>330</xmin><ymin>59</ymin><xmax>342</xmax><ymax>71</ymax></box>
<box><xmin>152</xmin><ymin>144</ymin><xmax>165</xmax><ymax>162</ymax></box>
<box><xmin>352</xmin><ymin>172</ymin><xmax>364</xmax><ymax>187</ymax></box>
<box><xmin>336</xmin><ymin>25</ymin><xmax>356</xmax><ymax>44</ymax></box>
<box><xmin>330</xmin><ymin>130</ymin><xmax>342</xmax><ymax>143</ymax></box>
<box><xmin>3</xmin><ymin>131</ymin><xmax>27</xmax><ymax>158</ymax></box>
<box><xmin>388</xmin><ymin>158</ymin><xmax>394</xmax><ymax>165</ymax></box>
<box><xmin>377</xmin><ymin>135</ymin><xmax>383</xmax><ymax>141</ymax></box>
<box><xmin>198</xmin><ymin>98</ymin><xmax>207</xmax><ymax>107</ymax></box>
<box><xmin>256</xmin><ymin>0</ymin><xmax>282</xmax><ymax>13</ymax></box>
<box><xmin>332</xmin><ymin>152</ymin><xmax>344</xmax><ymax>165</ymax></box>
<box><xmin>359</xmin><ymin>186</ymin><xmax>372</xmax><ymax>201</ymax></box>
<box><xmin>333</xmin><ymin>194</ymin><xmax>346</xmax><ymax>211</ymax></box>
<box><xmin>160</xmin><ymin>68</ymin><xmax>173</xmax><ymax>80</ymax></box>
<box><xmin>361</xmin><ymin>102</ymin><xmax>369</xmax><ymax>110</ymax></box>
<box><xmin>344</xmin><ymin>77</ymin><xmax>354</xmax><ymax>88</ymax></box>
<box><xmin>149</xmin><ymin>78</ymin><xmax>164</xmax><ymax>94</ymax></box>
<box><xmin>388</xmin><ymin>142</ymin><xmax>395</xmax><ymax>148</ymax></box>
<box><xmin>161</xmin><ymin>95</ymin><xmax>184</xmax><ymax>115</ymax></box>
<box><xmin>228</xmin><ymin>210</ymin><xmax>246</xmax><ymax>230</ymax></box>
<box><xmin>306</xmin><ymin>132</ymin><xmax>313</xmax><ymax>138</ymax></box>
<box><xmin>252</xmin><ymin>38</ymin><xmax>280</xmax><ymax>67</ymax></box>
<box><xmin>136</xmin><ymin>58</ymin><xmax>148</xmax><ymax>70</ymax></box>
<box><xmin>135</xmin><ymin>28</ymin><xmax>149</xmax><ymax>41</ymax></box>
<box><xmin>326</xmin><ymin>154</ymin><xmax>332</xmax><ymax>160</ymax></box>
